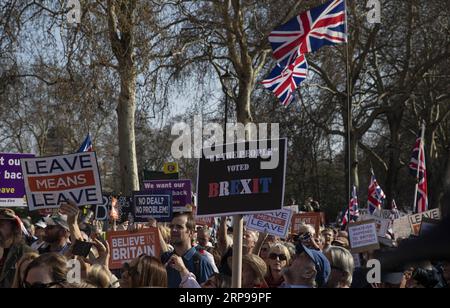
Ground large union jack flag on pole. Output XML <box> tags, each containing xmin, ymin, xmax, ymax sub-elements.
<box><xmin>269</xmin><ymin>0</ymin><xmax>347</xmax><ymax>67</ymax></box>
<box><xmin>409</xmin><ymin>128</ymin><xmax>428</xmax><ymax>213</ymax></box>
<box><xmin>367</xmin><ymin>169</ymin><xmax>386</xmax><ymax>214</ymax></box>
<box><xmin>262</xmin><ymin>54</ymin><xmax>308</xmax><ymax>106</ymax></box>
<box><xmin>342</xmin><ymin>185</ymin><xmax>359</xmax><ymax>227</ymax></box>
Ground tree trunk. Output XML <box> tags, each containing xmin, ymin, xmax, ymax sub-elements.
<box><xmin>236</xmin><ymin>80</ymin><xmax>252</xmax><ymax>125</ymax></box>
<box><xmin>117</xmin><ymin>66</ymin><xmax>139</xmax><ymax>195</ymax></box>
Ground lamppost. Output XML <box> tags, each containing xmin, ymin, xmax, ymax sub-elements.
<box><xmin>221</xmin><ymin>71</ymin><xmax>233</xmax><ymax>142</ymax></box>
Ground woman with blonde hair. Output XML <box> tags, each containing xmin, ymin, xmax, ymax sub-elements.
<box><xmin>324</xmin><ymin>246</ymin><xmax>355</xmax><ymax>288</ymax></box>
<box><xmin>120</xmin><ymin>254</ymin><xmax>167</xmax><ymax>288</ymax></box>
<box><xmin>11</xmin><ymin>252</ymin><xmax>39</xmax><ymax>288</ymax></box>
<box><xmin>264</xmin><ymin>243</ymin><xmax>291</xmax><ymax>288</ymax></box>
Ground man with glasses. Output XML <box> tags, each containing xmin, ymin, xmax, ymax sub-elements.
<box><xmin>162</xmin><ymin>212</ymin><xmax>215</xmax><ymax>288</ymax></box>
<box><xmin>0</xmin><ymin>208</ymin><xmax>34</xmax><ymax>288</ymax></box>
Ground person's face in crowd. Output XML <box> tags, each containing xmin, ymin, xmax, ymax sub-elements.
<box><xmin>24</xmin><ymin>266</ymin><xmax>63</xmax><ymax>288</ymax></box>
<box><xmin>196</xmin><ymin>229</ymin><xmax>209</xmax><ymax>247</ymax></box>
<box><xmin>243</xmin><ymin>230</ymin><xmax>256</xmax><ymax>253</ymax></box>
<box><xmin>284</xmin><ymin>253</ymin><xmax>316</xmax><ymax>285</ymax></box>
<box><xmin>169</xmin><ymin>215</ymin><xmax>192</xmax><ymax>246</ymax></box>
<box><xmin>241</xmin><ymin>263</ymin><xmax>257</xmax><ymax>288</ymax></box>
<box><xmin>0</xmin><ymin>219</ymin><xmax>15</xmax><ymax>248</ymax></box>
<box><xmin>259</xmin><ymin>243</ymin><xmax>271</xmax><ymax>260</ymax></box>
<box><xmin>268</xmin><ymin>247</ymin><xmax>288</xmax><ymax>273</ymax></box>
<box><xmin>43</xmin><ymin>225</ymin><xmax>65</xmax><ymax>244</ymax></box>
<box><xmin>299</xmin><ymin>232</ymin><xmax>315</xmax><ymax>249</ymax></box>
<box><xmin>35</xmin><ymin>227</ymin><xmax>45</xmax><ymax>241</ymax></box>
<box><xmin>322</xmin><ymin>231</ymin><xmax>334</xmax><ymax>246</ymax></box>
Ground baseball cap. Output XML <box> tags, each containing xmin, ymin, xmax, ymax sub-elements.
<box><xmin>296</xmin><ymin>243</ymin><xmax>331</xmax><ymax>288</ymax></box>
<box><xmin>35</xmin><ymin>220</ymin><xmax>47</xmax><ymax>229</ymax></box>
<box><xmin>44</xmin><ymin>214</ymin><xmax>70</xmax><ymax>231</ymax></box>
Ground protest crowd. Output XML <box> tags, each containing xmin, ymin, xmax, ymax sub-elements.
<box><xmin>0</xmin><ymin>194</ymin><xmax>449</xmax><ymax>289</ymax></box>
<box><xmin>1</xmin><ymin>0</ymin><xmax>449</xmax><ymax>291</ymax></box>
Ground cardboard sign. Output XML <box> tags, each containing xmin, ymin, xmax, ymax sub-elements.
<box><xmin>359</xmin><ymin>215</ymin><xmax>390</xmax><ymax>238</ymax></box>
<box><xmin>419</xmin><ymin>218</ymin><xmax>440</xmax><ymax>236</ymax></box>
<box><xmin>107</xmin><ymin>228</ymin><xmax>161</xmax><ymax>270</ymax></box>
<box><xmin>392</xmin><ymin>216</ymin><xmax>412</xmax><ymax>239</ymax></box>
<box><xmin>291</xmin><ymin>212</ymin><xmax>322</xmax><ymax>235</ymax></box>
<box><xmin>133</xmin><ymin>191</ymin><xmax>172</xmax><ymax>222</ymax></box>
<box><xmin>359</xmin><ymin>208</ymin><xmax>406</xmax><ymax>220</ymax></box>
<box><xmin>409</xmin><ymin>208</ymin><xmax>441</xmax><ymax>236</ymax></box>
<box><xmin>283</xmin><ymin>205</ymin><xmax>299</xmax><ymax>214</ymax></box>
<box><xmin>196</xmin><ymin>139</ymin><xmax>287</xmax><ymax>216</ymax></box>
<box><xmin>143</xmin><ymin>180</ymin><xmax>192</xmax><ymax>212</ymax></box>
<box><xmin>0</xmin><ymin>153</ymin><xmax>35</xmax><ymax>207</ymax></box>
<box><xmin>348</xmin><ymin>220</ymin><xmax>380</xmax><ymax>253</ymax></box>
<box><xmin>245</xmin><ymin>208</ymin><xmax>293</xmax><ymax>238</ymax></box>
<box><xmin>21</xmin><ymin>152</ymin><xmax>103</xmax><ymax>210</ymax></box>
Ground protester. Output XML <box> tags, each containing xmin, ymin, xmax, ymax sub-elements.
<box><xmin>324</xmin><ymin>246</ymin><xmax>354</xmax><ymax>288</ymax></box>
<box><xmin>161</xmin><ymin>212</ymin><xmax>215</xmax><ymax>288</ymax></box>
<box><xmin>259</xmin><ymin>242</ymin><xmax>273</xmax><ymax>262</ymax></box>
<box><xmin>120</xmin><ymin>254</ymin><xmax>167</xmax><ymax>288</ymax></box>
<box><xmin>30</xmin><ymin>220</ymin><xmax>47</xmax><ymax>251</ymax></box>
<box><xmin>23</xmin><ymin>253</ymin><xmax>70</xmax><ymax>288</ymax></box>
<box><xmin>0</xmin><ymin>209</ymin><xmax>35</xmax><ymax>288</ymax></box>
<box><xmin>265</xmin><ymin>243</ymin><xmax>291</xmax><ymax>288</ymax></box>
<box><xmin>321</xmin><ymin>228</ymin><xmax>335</xmax><ymax>253</ymax></box>
<box><xmin>242</xmin><ymin>254</ymin><xmax>268</xmax><ymax>288</ymax></box>
<box><xmin>39</xmin><ymin>213</ymin><xmax>71</xmax><ymax>255</ymax></box>
<box><xmin>11</xmin><ymin>252</ymin><xmax>39</xmax><ymax>288</ymax></box>
<box><xmin>281</xmin><ymin>243</ymin><xmax>330</xmax><ymax>288</ymax></box>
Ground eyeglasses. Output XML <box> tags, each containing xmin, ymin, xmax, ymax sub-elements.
<box><xmin>23</xmin><ymin>280</ymin><xmax>65</xmax><ymax>289</ymax></box>
<box><xmin>269</xmin><ymin>253</ymin><xmax>287</xmax><ymax>261</ymax></box>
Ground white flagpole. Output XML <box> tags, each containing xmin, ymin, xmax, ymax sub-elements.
<box><xmin>412</xmin><ymin>122</ymin><xmax>426</xmax><ymax>213</ymax></box>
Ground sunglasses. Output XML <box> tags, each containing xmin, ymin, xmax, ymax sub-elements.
<box><xmin>23</xmin><ymin>280</ymin><xmax>65</xmax><ymax>289</ymax></box>
<box><xmin>269</xmin><ymin>253</ymin><xmax>287</xmax><ymax>261</ymax></box>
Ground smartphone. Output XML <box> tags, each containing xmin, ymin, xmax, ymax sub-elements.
<box><xmin>72</xmin><ymin>240</ymin><xmax>93</xmax><ymax>258</ymax></box>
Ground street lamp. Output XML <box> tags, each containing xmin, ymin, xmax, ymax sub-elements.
<box><xmin>221</xmin><ymin>71</ymin><xmax>233</xmax><ymax>142</ymax></box>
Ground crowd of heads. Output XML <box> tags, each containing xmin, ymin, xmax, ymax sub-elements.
<box><xmin>0</xmin><ymin>204</ymin><xmax>449</xmax><ymax>289</ymax></box>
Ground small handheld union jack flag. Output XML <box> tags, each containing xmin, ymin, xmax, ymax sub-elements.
<box><xmin>269</xmin><ymin>0</ymin><xmax>347</xmax><ymax>67</ymax></box>
<box><xmin>342</xmin><ymin>185</ymin><xmax>359</xmax><ymax>227</ymax></box>
<box><xmin>78</xmin><ymin>133</ymin><xmax>93</xmax><ymax>153</ymax></box>
<box><xmin>262</xmin><ymin>54</ymin><xmax>308</xmax><ymax>106</ymax></box>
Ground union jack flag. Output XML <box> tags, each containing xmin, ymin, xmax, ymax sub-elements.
<box><xmin>78</xmin><ymin>134</ymin><xmax>93</xmax><ymax>153</ymax></box>
<box><xmin>269</xmin><ymin>0</ymin><xmax>347</xmax><ymax>67</ymax></box>
<box><xmin>409</xmin><ymin>137</ymin><xmax>428</xmax><ymax>213</ymax></box>
<box><xmin>342</xmin><ymin>185</ymin><xmax>359</xmax><ymax>227</ymax></box>
<box><xmin>262</xmin><ymin>54</ymin><xmax>308</xmax><ymax>106</ymax></box>
<box><xmin>367</xmin><ymin>169</ymin><xmax>385</xmax><ymax>214</ymax></box>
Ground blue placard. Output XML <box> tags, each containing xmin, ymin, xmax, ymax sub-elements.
<box><xmin>132</xmin><ymin>190</ymin><xmax>172</xmax><ymax>222</ymax></box>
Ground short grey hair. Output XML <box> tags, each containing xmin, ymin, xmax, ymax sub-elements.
<box><xmin>327</xmin><ymin>246</ymin><xmax>355</xmax><ymax>286</ymax></box>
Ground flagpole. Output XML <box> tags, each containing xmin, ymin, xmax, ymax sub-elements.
<box><xmin>345</xmin><ymin>0</ymin><xmax>352</xmax><ymax>227</ymax></box>
<box><xmin>412</xmin><ymin>122</ymin><xmax>426</xmax><ymax>214</ymax></box>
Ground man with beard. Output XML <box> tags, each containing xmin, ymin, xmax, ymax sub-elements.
<box><xmin>0</xmin><ymin>209</ymin><xmax>34</xmax><ymax>288</ymax></box>
<box><xmin>161</xmin><ymin>212</ymin><xmax>215</xmax><ymax>288</ymax></box>
<box><xmin>38</xmin><ymin>214</ymin><xmax>71</xmax><ymax>255</ymax></box>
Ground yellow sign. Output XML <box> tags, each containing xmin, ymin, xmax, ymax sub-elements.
<box><xmin>163</xmin><ymin>162</ymin><xmax>179</xmax><ymax>174</ymax></box>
